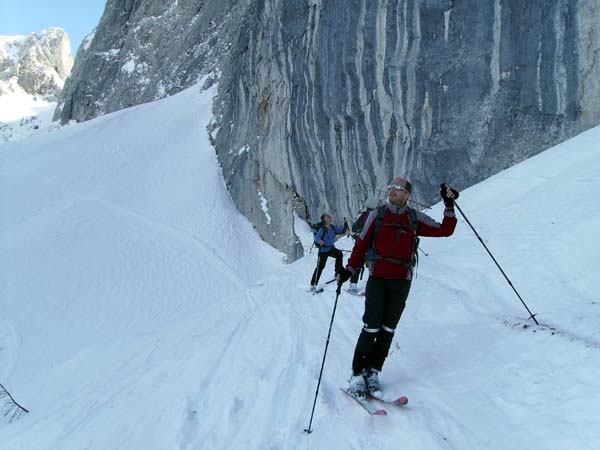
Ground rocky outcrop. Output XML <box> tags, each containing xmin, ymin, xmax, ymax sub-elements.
<box><xmin>56</xmin><ymin>0</ymin><xmax>600</xmax><ymax>261</ymax></box>
<box><xmin>54</xmin><ymin>0</ymin><xmax>250</xmax><ymax>123</ymax></box>
<box><xmin>0</xmin><ymin>28</ymin><xmax>73</xmax><ymax>101</ymax></box>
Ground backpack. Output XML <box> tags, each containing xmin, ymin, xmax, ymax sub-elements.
<box><xmin>366</xmin><ymin>206</ymin><xmax>420</xmax><ymax>270</ymax></box>
<box><xmin>351</xmin><ymin>208</ymin><xmax>373</xmax><ymax>234</ymax></box>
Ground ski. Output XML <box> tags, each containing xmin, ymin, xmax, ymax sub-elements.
<box><xmin>340</xmin><ymin>388</ymin><xmax>387</xmax><ymax>415</ymax></box>
<box><xmin>369</xmin><ymin>391</ymin><xmax>408</xmax><ymax>406</ymax></box>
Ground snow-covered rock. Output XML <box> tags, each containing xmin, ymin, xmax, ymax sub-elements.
<box><xmin>0</xmin><ymin>29</ymin><xmax>72</xmax><ymax>143</ymax></box>
<box><xmin>0</xmin><ymin>28</ymin><xmax>73</xmax><ymax>101</ymax></box>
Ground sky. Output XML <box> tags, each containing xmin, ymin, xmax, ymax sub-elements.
<box><xmin>0</xmin><ymin>0</ymin><xmax>106</xmax><ymax>56</ymax></box>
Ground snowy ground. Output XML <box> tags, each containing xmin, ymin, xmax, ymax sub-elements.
<box><xmin>1</xmin><ymin>84</ymin><xmax>599</xmax><ymax>450</ymax></box>
<box><xmin>0</xmin><ymin>94</ymin><xmax>58</xmax><ymax>143</ymax></box>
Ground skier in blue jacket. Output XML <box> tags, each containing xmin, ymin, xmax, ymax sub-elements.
<box><xmin>310</xmin><ymin>214</ymin><xmax>348</xmax><ymax>292</ymax></box>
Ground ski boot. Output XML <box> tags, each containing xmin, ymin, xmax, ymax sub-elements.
<box><xmin>348</xmin><ymin>371</ymin><xmax>367</xmax><ymax>398</ymax></box>
<box><xmin>365</xmin><ymin>368</ymin><xmax>380</xmax><ymax>394</ymax></box>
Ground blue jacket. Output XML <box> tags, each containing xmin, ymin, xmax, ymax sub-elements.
<box><xmin>315</xmin><ymin>223</ymin><xmax>347</xmax><ymax>253</ymax></box>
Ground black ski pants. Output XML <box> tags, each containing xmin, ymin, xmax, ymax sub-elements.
<box><xmin>352</xmin><ymin>276</ymin><xmax>411</xmax><ymax>374</ymax></box>
<box><xmin>310</xmin><ymin>247</ymin><xmax>344</xmax><ymax>286</ymax></box>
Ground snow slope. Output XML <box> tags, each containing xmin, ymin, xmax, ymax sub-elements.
<box><xmin>1</xmin><ymin>84</ymin><xmax>599</xmax><ymax>450</ymax></box>
<box><xmin>0</xmin><ymin>94</ymin><xmax>57</xmax><ymax>143</ymax></box>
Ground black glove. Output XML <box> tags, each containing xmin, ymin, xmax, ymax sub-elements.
<box><xmin>440</xmin><ymin>183</ymin><xmax>459</xmax><ymax>208</ymax></box>
<box><xmin>337</xmin><ymin>267</ymin><xmax>353</xmax><ymax>284</ymax></box>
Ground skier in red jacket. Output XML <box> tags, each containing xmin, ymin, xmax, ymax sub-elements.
<box><xmin>337</xmin><ymin>177</ymin><xmax>459</xmax><ymax>397</ymax></box>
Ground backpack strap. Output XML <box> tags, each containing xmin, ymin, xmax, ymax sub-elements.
<box><xmin>367</xmin><ymin>206</ymin><xmax>420</xmax><ymax>271</ymax></box>
<box><xmin>367</xmin><ymin>206</ymin><xmax>393</xmax><ymax>262</ymax></box>
<box><xmin>370</xmin><ymin>205</ymin><xmax>387</xmax><ymax>245</ymax></box>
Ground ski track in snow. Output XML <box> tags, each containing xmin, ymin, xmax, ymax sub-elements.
<box><xmin>1</xmin><ymin>84</ymin><xmax>600</xmax><ymax>449</ymax></box>
<box><xmin>58</xmin><ymin>189</ymin><xmax>255</xmax><ymax>298</ymax></box>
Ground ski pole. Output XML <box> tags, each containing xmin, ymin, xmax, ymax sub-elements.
<box><xmin>310</xmin><ymin>254</ymin><xmax>321</xmax><ymax>286</ymax></box>
<box><xmin>304</xmin><ymin>282</ymin><xmax>343</xmax><ymax>434</ymax></box>
<box><xmin>0</xmin><ymin>382</ymin><xmax>29</xmax><ymax>419</ymax></box>
<box><xmin>453</xmin><ymin>201</ymin><xmax>539</xmax><ymax>325</ymax></box>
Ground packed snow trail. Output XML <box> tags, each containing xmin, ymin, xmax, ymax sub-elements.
<box><xmin>1</xmin><ymin>84</ymin><xmax>600</xmax><ymax>449</ymax></box>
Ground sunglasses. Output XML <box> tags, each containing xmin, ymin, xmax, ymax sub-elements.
<box><xmin>387</xmin><ymin>184</ymin><xmax>408</xmax><ymax>192</ymax></box>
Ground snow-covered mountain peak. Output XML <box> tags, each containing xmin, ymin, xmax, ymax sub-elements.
<box><xmin>0</xmin><ymin>28</ymin><xmax>73</xmax><ymax>100</ymax></box>
<box><xmin>0</xmin><ymin>28</ymin><xmax>73</xmax><ymax>142</ymax></box>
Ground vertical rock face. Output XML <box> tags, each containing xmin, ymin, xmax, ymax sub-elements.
<box><xmin>214</xmin><ymin>0</ymin><xmax>599</xmax><ymax>260</ymax></box>
<box><xmin>56</xmin><ymin>0</ymin><xmax>600</xmax><ymax>260</ymax></box>
<box><xmin>577</xmin><ymin>0</ymin><xmax>600</xmax><ymax>130</ymax></box>
<box><xmin>0</xmin><ymin>28</ymin><xmax>73</xmax><ymax>100</ymax></box>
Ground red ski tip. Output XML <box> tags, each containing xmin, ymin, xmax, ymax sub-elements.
<box><xmin>396</xmin><ymin>396</ymin><xmax>408</xmax><ymax>405</ymax></box>
<box><xmin>374</xmin><ymin>409</ymin><xmax>387</xmax><ymax>415</ymax></box>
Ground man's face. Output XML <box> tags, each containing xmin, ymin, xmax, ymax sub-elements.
<box><xmin>387</xmin><ymin>178</ymin><xmax>410</xmax><ymax>206</ymax></box>
<box><xmin>323</xmin><ymin>214</ymin><xmax>332</xmax><ymax>225</ymax></box>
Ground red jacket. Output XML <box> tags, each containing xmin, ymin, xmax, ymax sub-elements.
<box><xmin>347</xmin><ymin>203</ymin><xmax>457</xmax><ymax>280</ymax></box>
